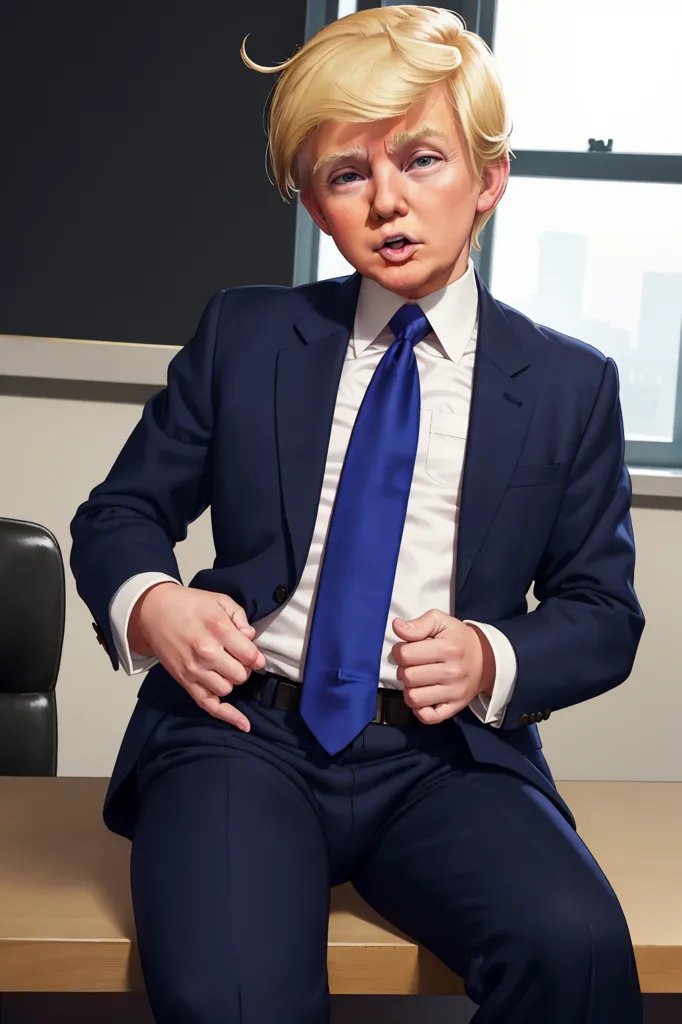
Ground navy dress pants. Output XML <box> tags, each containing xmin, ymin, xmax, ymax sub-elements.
<box><xmin>130</xmin><ymin>680</ymin><xmax>642</xmax><ymax>1024</ymax></box>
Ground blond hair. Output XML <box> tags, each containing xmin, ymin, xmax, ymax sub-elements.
<box><xmin>241</xmin><ymin>6</ymin><xmax>512</xmax><ymax>250</ymax></box>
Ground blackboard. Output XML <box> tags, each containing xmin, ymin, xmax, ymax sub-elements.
<box><xmin>0</xmin><ymin>1</ymin><xmax>307</xmax><ymax>345</ymax></box>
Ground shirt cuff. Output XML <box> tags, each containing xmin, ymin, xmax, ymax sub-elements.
<box><xmin>109</xmin><ymin>572</ymin><xmax>180</xmax><ymax>676</ymax></box>
<box><xmin>463</xmin><ymin>620</ymin><xmax>518</xmax><ymax>729</ymax></box>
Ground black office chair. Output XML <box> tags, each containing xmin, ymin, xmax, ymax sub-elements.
<box><xmin>0</xmin><ymin>517</ymin><xmax>64</xmax><ymax>775</ymax></box>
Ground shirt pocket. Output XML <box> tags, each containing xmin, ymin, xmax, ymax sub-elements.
<box><xmin>424</xmin><ymin>410</ymin><xmax>469</xmax><ymax>488</ymax></box>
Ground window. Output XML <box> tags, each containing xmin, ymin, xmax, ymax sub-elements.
<box><xmin>486</xmin><ymin>0</ymin><xmax>682</xmax><ymax>468</ymax></box>
<box><xmin>297</xmin><ymin>0</ymin><xmax>682</xmax><ymax>467</ymax></box>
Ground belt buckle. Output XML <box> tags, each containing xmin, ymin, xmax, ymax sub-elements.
<box><xmin>372</xmin><ymin>691</ymin><xmax>383</xmax><ymax>725</ymax></box>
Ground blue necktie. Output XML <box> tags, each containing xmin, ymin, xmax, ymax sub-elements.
<box><xmin>300</xmin><ymin>303</ymin><xmax>433</xmax><ymax>755</ymax></box>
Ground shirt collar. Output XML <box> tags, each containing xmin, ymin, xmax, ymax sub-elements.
<box><xmin>352</xmin><ymin>258</ymin><xmax>479</xmax><ymax>364</ymax></box>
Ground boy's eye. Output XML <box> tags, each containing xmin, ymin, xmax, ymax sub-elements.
<box><xmin>330</xmin><ymin>155</ymin><xmax>441</xmax><ymax>186</ymax></box>
<box><xmin>331</xmin><ymin>172</ymin><xmax>361</xmax><ymax>186</ymax></box>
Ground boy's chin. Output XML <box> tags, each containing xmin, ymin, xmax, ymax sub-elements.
<box><xmin>367</xmin><ymin>261</ymin><xmax>433</xmax><ymax>295</ymax></box>
<box><xmin>359</xmin><ymin>256</ymin><xmax>424</xmax><ymax>280</ymax></box>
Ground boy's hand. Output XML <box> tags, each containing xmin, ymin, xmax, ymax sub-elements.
<box><xmin>392</xmin><ymin>611</ymin><xmax>494</xmax><ymax>724</ymax></box>
<box><xmin>128</xmin><ymin>582</ymin><xmax>265</xmax><ymax>731</ymax></box>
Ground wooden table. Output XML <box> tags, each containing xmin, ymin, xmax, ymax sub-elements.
<box><xmin>0</xmin><ymin>778</ymin><xmax>680</xmax><ymax>994</ymax></box>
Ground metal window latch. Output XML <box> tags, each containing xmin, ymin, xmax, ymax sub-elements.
<box><xmin>588</xmin><ymin>138</ymin><xmax>613</xmax><ymax>152</ymax></box>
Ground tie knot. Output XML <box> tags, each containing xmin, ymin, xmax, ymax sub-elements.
<box><xmin>388</xmin><ymin>303</ymin><xmax>432</xmax><ymax>348</ymax></box>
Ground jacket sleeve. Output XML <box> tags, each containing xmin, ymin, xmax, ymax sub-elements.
<box><xmin>489</xmin><ymin>356</ymin><xmax>645</xmax><ymax>731</ymax></box>
<box><xmin>70</xmin><ymin>290</ymin><xmax>226</xmax><ymax>670</ymax></box>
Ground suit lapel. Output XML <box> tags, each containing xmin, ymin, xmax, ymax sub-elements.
<box><xmin>276</xmin><ymin>272</ymin><xmax>363</xmax><ymax>579</ymax></box>
<box><xmin>455</xmin><ymin>273</ymin><xmax>537</xmax><ymax>602</ymax></box>
<box><xmin>275</xmin><ymin>268</ymin><xmax>536</xmax><ymax>598</ymax></box>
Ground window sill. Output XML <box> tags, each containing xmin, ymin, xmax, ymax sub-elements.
<box><xmin>629</xmin><ymin>468</ymin><xmax>682</xmax><ymax>499</ymax></box>
<box><xmin>0</xmin><ymin>333</ymin><xmax>179</xmax><ymax>387</ymax></box>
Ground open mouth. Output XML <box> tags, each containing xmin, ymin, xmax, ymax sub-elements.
<box><xmin>376</xmin><ymin>235</ymin><xmax>420</xmax><ymax>261</ymax></box>
<box><xmin>377</xmin><ymin>235</ymin><xmax>418</xmax><ymax>252</ymax></box>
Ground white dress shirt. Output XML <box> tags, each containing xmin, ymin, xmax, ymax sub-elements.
<box><xmin>110</xmin><ymin>259</ymin><xmax>517</xmax><ymax>727</ymax></box>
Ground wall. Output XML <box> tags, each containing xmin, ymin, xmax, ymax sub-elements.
<box><xmin>0</xmin><ymin>377</ymin><xmax>679</xmax><ymax>783</ymax></box>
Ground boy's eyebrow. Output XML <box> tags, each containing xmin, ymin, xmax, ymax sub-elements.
<box><xmin>386</xmin><ymin>126</ymin><xmax>451</xmax><ymax>153</ymax></box>
<box><xmin>312</xmin><ymin>126</ymin><xmax>451</xmax><ymax>176</ymax></box>
<box><xmin>313</xmin><ymin>145</ymin><xmax>368</xmax><ymax>176</ymax></box>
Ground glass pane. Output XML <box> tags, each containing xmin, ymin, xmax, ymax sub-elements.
<box><xmin>489</xmin><ymin>177</ymin><xmax>682</xmax><ymax>442</ymax></box>
<box><xmin>337</xmin><ymin>0</ymin><xmax>357</xmax><ymax>16</ymax></box>
<box><xmin>317</xmin><ymin>230</ymin><xmax>355</xmax><ymax>280</ymax></box>
<box><xmin>494</xmin><ymin>0</ymin><xmax>682</xmax><ymax>155</ymax></box>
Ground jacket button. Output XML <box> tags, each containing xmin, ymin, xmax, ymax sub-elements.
<box><xmin>519</xmin><ymin>713</ymin><xmax>529</xmax><ymax>726</ymax></box>
<box><xmin>544</xmin><ymin>709</ymin><xmax>552</xmax><ymax>720</ymax></box>
<box><xmin>528</xmin><ymin>712</ymin><xmax>537</xmax><ymax>724</ymax></box>
<box><xmin>91</xmin><ymin>622</ymin><xmax>109</xmax><ymax>654</ymax></box>
<box><xmin>536</xmin><ymin>710</ymin><xmax>545</xmax><ymax>722</ymax></box>
<box><xmin>273</xmin><ymin>585</ymin><xmax>289</xmax><ymax>604</ymax></box>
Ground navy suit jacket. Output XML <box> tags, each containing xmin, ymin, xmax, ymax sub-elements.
<box><xmin>70</xmin><ymin>270</ymin><xmax>644</xmax><ymax>839</ymax></box>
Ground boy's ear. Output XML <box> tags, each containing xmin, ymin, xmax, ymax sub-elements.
<box><xmin>476</xmin><ymin>156</ymin><xmax>510</xmax><ymax>216</ymax></box>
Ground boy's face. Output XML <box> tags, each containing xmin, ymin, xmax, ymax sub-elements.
<box><xmin>300</xmin><ymin>83</ymin><xmax>509</xmax><ymax>300</ymax></box>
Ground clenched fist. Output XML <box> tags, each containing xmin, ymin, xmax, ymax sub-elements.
<box><xmin>391</xmin><ymin>610</ymin><xmax>494</xmax><ymax>724</ymax></box>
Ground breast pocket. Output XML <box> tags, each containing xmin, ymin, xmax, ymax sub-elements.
<box><xmin>424</xmin><ymin>410</ymin><xmax>469</xmax><ymax>489</ymax></box>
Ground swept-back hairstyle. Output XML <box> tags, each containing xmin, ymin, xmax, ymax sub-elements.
<box><xmin>242</xmin><ymin>5</ymin><xmax>512</xmax><ymax>249</ymax></box>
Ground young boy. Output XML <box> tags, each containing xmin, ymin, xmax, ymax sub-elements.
<box><xmin>71</xmin><ymin>7</ymin><xmax>645</xmax><ymax>1022</ymax></box>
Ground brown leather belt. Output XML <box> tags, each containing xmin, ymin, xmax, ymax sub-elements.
<box><xmin>248</xmin><ymin>673</ymin><xmax>413</xmax><ymax>727</ymax></box>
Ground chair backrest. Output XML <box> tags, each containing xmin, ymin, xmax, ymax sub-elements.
<box><xmin>0</xmin><ymin>517</ymin><xmax>64</xmax><ymax>775</ymax></box>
